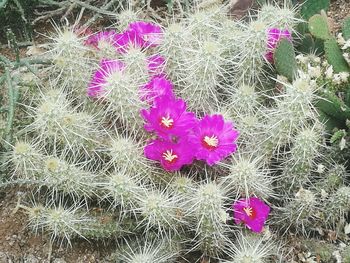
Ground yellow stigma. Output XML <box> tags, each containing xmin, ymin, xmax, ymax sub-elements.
<box><xmin>203</xmin><ymin>135</ymin><xmax>219</xmax><ymax>147</ymax></box>
<box><xmin>162</xmin><ymin>149</ymin><xmax>178</xmax><ymax>162</ymax></box>
<box><xmin>161</xmin><ymin>116</ymin><xmax>174</xmax><ymax>128</ymax></box>
<box><xmin>243</xmin><ymin>206</ymin><xmax>253</xmax><ymax>217</ymax></box>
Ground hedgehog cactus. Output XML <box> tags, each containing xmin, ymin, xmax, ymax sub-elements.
<box><xmin>2</xmin><ymin>0</ymin><xmax>350</xmax><ymax>262</ymax></box>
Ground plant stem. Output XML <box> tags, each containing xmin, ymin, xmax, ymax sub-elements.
<box><xmin>70</xmin><ymin>0</ymin><xmax>116</xmax><ymax>16</ymax></box>
<box><xmin>83</xmin><ymin>0</ymin><xmax>119</xmax><ymax>28</ymax></box>
<box><xmin>3</xmin><ymin>68</ymin><xmax>18</xmax><ymax>150</ymax></box>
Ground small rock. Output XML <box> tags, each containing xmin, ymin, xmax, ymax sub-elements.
<box><xmin>0</xmin><ymin>252</ymin><xmax>7</xmax><ymax>263</ymax></box>
<box><xmin>24</xmin><ymin>254</ymin><xmax>39</xmax><ymax>263</ymax></box>
<box><xmin>53</xmin><ymin>259</ymin><xmax>67</xmax><ymax>263</ymax></box>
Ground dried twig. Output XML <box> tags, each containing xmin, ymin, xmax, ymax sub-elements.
<box><xmin>32</xmin><ymin>6</ymin><xmax>67</xmax><ymax>24</ymax></box>
<box><xmin>83</xmin><ymin>0</ymin><xmax>119</xmax><ymax>28</ymax></box>
<box><xmin>3</xmin><ymin>68</ymin><xmax>18</xmax><ymax>151</ymax></box>
<box><xmin>61</xmin><ymin>2</ymin><xmax>77</xmax><ymax>22</ymax></box>
<box><xmin>70</xmin><ymin>0</ymin><xmax>117</xmax><ymax>16</ymax></box>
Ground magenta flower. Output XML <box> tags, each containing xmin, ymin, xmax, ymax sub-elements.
<box><xmin>128</xmin><ymin>21</ymin><xmax>163</xmax><ymax>47</ymax></box>
<box><xmin>265</xmin><ymin>28</ymin><xmax>292</xmax><ymax>63</ymax></box>
<box><xmin>233</xmin><ymin>197</ymin><xmax>270</xmax><ymax>233</ymax></box>
<box><xmin>85</xmin><ymin>30</ymin><xmax>117</xmax><ymax>50</ymax></box>
<box><xmin>188</xmin><ymin>114</ymin><xmax>239</xmax><ymax>166</ymax></box>
<box><xmin>114</xmin><ymin>30</ymin><xmax>144</xmax><ymax>54</ymax></box>
<box><xmin>144</xmin><ymin>139</ymin><xmax>194</xmax><ymax>171</ymax></box>
<box><xmin>141</xmin><ymin>96</ymin><xmax>197</xmax><ymax>140</ymax></box>
<box><xmin>147</xmin><ymin>54</ymin><xmax>166</xmax><ymax>76</ymax></box>
<box><xmin>140</xmin><ymin>75</ymin><xmax>174</xmax><ymax>103</ymax></box>
<box><xmin>87</xmin><ymin>59</ymin><xmax>125</xmax><ymax>97</ymax></box>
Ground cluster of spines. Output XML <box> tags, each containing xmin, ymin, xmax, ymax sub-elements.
<box><xmin>223</xmin><ymin>232</ymin><xmax>279</xmax><ymax>263</ymax></box>
<box><xmin>24</xmin><ymin>88</ymin><xmax>100</xmax><ymax>157</ymax></box>
<box><xmin>220</xmin><ymin>155</ymin><xmax>275</xmax><ymax>200</ymax></box>
<box><xmin>22</xmin><ymin>201</ymin><xmax>135</xmax><ymax>246</ymax></box>
<box><xmin>112</xmin><ymin>237</ymin><xmax>180</xmax><ymax>263</ymax></box>
<box><xmin>7</xmin><ymin>141</ymin><xmax>100</xmax><ymax>200</ymax></box>
<box><xmin>186</xmin><ymin>180</ymin><xmax>231</xmax><ymax>257</ymax></box>
<box><xmin>48</xmin><ymin>25</ymin><xmax>95</xmax><ymax>94</ymax></box>
<box><xmin>275</xmin><ymin>188</ymin><xmax>319</xmax><ymax>235</ymax></box>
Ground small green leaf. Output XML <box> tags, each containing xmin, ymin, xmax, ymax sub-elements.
<box><xmin>274</xmin><ymin>38</ymin><xmax>297</xmax><ymax>81</ymax></box>
<box><xmin>308</xmin><ymin>14</ymin><xmax>330</xmax><ymax>40</ymax></box>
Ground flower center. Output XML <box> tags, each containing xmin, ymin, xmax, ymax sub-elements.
<box><xmin>243</xmin><ymin>206</ymin><xmax>256</xmax><ymax>219</ymax></box>
<box><xmin>160</xmin><ymin>115</ymin><xmax>174</xmax><ymax>129</ymax></box>
<box><xmin>202</xmin><ymin>135</ymin><xmax>219</xmax><ymax>150</ymax></box>
<box><xmin>162</xmin><ymin>149</ymin><xmax>178</xmax><ymax>163</ymax></box>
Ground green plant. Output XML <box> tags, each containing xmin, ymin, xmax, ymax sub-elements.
<box><xmin>324</xmin><ymin>37</ymin><xmax>350</xmax><ymax>73</ymax></box>
<box><xmin>274</xmin><ymin>38</ymin><xmax>297</xmax><ymax>81</ymax></box>
<box><xmin>300</xmin><ymin>0</ymin><xmax>330</xmax><ymax>20</ymax></box>
<box><xmin>308</xmin><ymin>14</ymin><xmax>330</xmax><ymax>40</ymax></box>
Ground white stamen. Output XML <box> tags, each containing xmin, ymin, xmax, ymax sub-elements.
<box><xmin>203</xmin><ymin>135</ymin><xmax>219</xmax><ymax>147</ymax></box>
<box><xmin>161</xmin><ymin>116</ymin><xmax>174</xmax><ymax>128</ymax></box>
<box><xmin>162</xmin><ymin>149</ymin><xmax>178</xmax><ymax>162</ymax></box>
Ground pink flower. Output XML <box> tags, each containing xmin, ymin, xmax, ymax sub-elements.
<box><xmin>147</xmin><ymin>54</ymin><xmax>166</xmax><ymax>76</ymax></box>
<box><xmin>141</xmin><ymin>96</ymin><xmax>197</xmax><ymax>140</ymax></box>
<box><xmin>188</xmin><ymin>114</ymin><xmax>239</xmax><ymax>166</ymax></box>
<box><xmin>128</xmin><ymin>21</ymin><xmax>163</xmax><ymax>47</ymax></box>
<box><xmin>114</xmin><ymin>30</ymin><xmax>144</xmax><ymax>54</ymax></box>
<box><xmin>144</xmin><ymin>139</ymin><xmax>194</xmax><ymax>171</ymax></box>
<box><xmin>139</xmin><ymin>76</ymin><xmax>174</xmax><ymax>103</ymax></box>
<box><xmin>84</xmin><ymin>30</ymin><xmax>117</xmax><ymax>49</ymax></box>
<box><xmin>265</xmin><ymin>28</ymin><xmax>292</xmax><ymax>63</ymax></box>
<box><xmin>87</xmin><ymin>59</ymin><xmax>125</xmax><ymax>97</ymax></box>
<box><xmin>232</xmin><ymin>197</ymin><xmax>270</xmax><ymax>233</ymax></box>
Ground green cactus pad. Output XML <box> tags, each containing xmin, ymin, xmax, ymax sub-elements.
<box><xmin>298</xmin><ymin>33</ymin><xmax>315</xmax><ymax>54</ymax></box>
<box><xmin>308</xmin><ymin>14</ymin><xmax>330</xmax><ymax>40</ymax></box>
<box><xmin>318</xmin><ymin>110</ymin><xmax>344</xmax><ymax>131</ymax></box>
<box><xmin>325</xmin><ymin>37</ymin><xmax>350</xmax><ymax>73</ymax></box>
<box><xmin>316</xmin><ymin>91</ymin><xmax>350</xmax><ymax>130</ymax></box>
<box><xmin>300</xmin><ymin>0</ymin><xmax>330</xmax><ymax>20</ymax></box>
<box><xmin>343</xmin><ymin>17</ymin><xmax>350</xmax><ymax>41</ymax></box>
<box><xmin>274</xmin><ymin>38</ymin><xmax>297</xmax><ymax>81</ymax></box>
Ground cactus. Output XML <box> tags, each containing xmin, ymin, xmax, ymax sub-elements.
<box><xmin>276</xmin><ymin>188</ymin><xmax>320</xmax><ymax>235</ymax></box>
<box><xmin>24</xmin><ymin>88</ymin><xmax>100</xmax><ymax>156</ymax></box>
<box><xmin>274</xmin><ymin>38</ymin><xmax>297</xmax><ymax>81</ymax></box>
<box><xmin>343</xmin><ymin>17</ymin><xmax>350</xmax><ymax>41</ymax></box>
<box><xmin>298</xmin><ymin>33</ymin><xmax>316</xmax><ymax>54</ymax></box>
<box><xmin>308</xmin><ymin>14</ymin><xmax>330</xmax><ymax>40</ymax></box>
<box><xmin>258</xmin><ymin>2</ymin><xmax>299</xmax><ymax>31</ymax></box>
<box><xmin>303</xmin><ymin>239</ymin><xmax>335</xmax><ymax>262</ymax></box>
<box><xmin>100</xmin><ymin>170</ymin><xmax>145</xmax><ymax>213</ymax></box>
<box><xmin>316</xmin><ymin>164</ymin><xmax>347</xmax><ymax>193</ymax></box>
<box><xmin>323</xmin><ymin>186</ymin><xmax>350</xmax><ymax>227</ymax></box>
<box><xmin>223</xmin><ymin>232</ymin><xmax>278</xmax><ymax>263</ymax></box>
<box><xmin>324</xmin><ymin>37</ymin><xmax>350</xmax><ymax>73</ymax></box>
<box><xmin>187</xmin><ymin>181</ymin><xmax>230</xmax><ymax>257</ymax></box>
<box><xmin>137</xmin><ymin>187</ymin><xmax>185</xmax><ymax>236</ymax></box>
<box><xmin>112</xmin><ymin>238</ymin><xmax>180</xmax><ymax>263</ymax></box>
<box><xmin>23</xmin><ymin>202</ymin><xmax>135</xmax><ymax>245</ymax></box>
<box><xmin>2</xmin><ymin>1</ymin><xmax>350</xmax><ymax>262</ymax></box>
<box><xmin>300</xmin><ymin>0</ymin><xmax>330</xmax><ymax>20</ymax></box>
<box><xmin>316</xmin><ymin>90</ymin><xmax>350</xmax><ymax>130</ymax></box>
<box><xmin>105</xmin><ymin>134</ymin><xmax>156</xmax><ymax>179</ymax></box>
<box><xmin>220</xmin><ymin>155</ymin><xmax>274</xmax><ymax>199</ymax></box>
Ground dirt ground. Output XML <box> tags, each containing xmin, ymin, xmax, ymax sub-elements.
<box><xmin>0</xmin><ymin>0</ymin><xmax>349</xmax><ymax>262</ymax></box>
<box><xmin>328</xmin><ymin>0</ymin><xmax>350</xmax><ymax>32</ymax></box>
